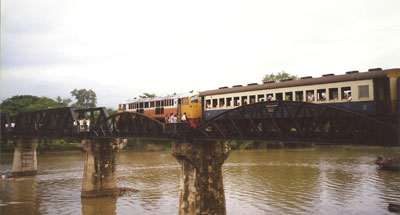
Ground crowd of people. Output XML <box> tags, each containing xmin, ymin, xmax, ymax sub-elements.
<box><xmin>73</xmin><ymin>118</ymin><xmax>90</xmax><ymax>132</ymax></box>
<box><xmin>165</xmin><ymin>112</ymin><xmax>188</xmax><ymax>123</ymax></box>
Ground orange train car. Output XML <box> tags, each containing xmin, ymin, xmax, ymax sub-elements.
<box><xmin>118</xmin><ymin>92</ymin><xmax>202</xmax><ymax>127</ymax></box>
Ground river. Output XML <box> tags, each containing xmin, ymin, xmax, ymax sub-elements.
<box><xmin>1</xmin><ymin>147</ymin><xmax>399</xmax><ymax>215</ymax></box>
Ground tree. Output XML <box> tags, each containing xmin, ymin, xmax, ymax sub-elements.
<box><xmin>70</xmin><ymin>89</ymin><xmax>97</xmax><ymax>109</ymax></box>
<box><xmin>107</xmin><ymin>108</ymin><xmax>118</xmax><ymax>116</ymax></box>
<box><xmin>0</xmin><ymin>95</ymin><xmax>68</xmax><ymax>116</ymax></box>
<box><xmin>139</xmin><ymin>93</ymin><xmax>156</xmax><ymax>98</ymax></box>
<box><xmin>262</xmin><ymin>71</ymin><xmax>298</xmax><ymax>83</ymax></box>
<box><xmin>56</xmin><ymin>96</ymin><xmax>72</xmax><ymax>106</ymax></box>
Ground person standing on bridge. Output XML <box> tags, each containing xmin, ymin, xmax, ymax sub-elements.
<box><xmin>86</xmin><ymin>119</ymin><xmax>90</xmax><ymax>131</ymax></box>
<box><xmin>79</xmin><ymin>119</ymin><xmax>84</xmax><ymax>132</ymax></box>
<box><xmin>165</xmin><ymin>114</ymin><xmax>169</xmax><ymax>123</ymax></box>
<box><xmin>73</xmin><ymin>120</ymin><xmax>79</xmax><ymax>133</ymax></box>
<box><xmin>181</xmin><ymin>112</ymin><xmax>187</xmax><ymax>122</ymax></box>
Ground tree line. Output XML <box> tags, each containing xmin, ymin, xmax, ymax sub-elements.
<box><xmin>0</xmin><ymin>89</ymin><xmax>117</xmax><ymax>117</ymax></box>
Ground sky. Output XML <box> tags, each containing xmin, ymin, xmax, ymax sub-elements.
<box><xmin>1</xmin><ymin>0</ymin><xmax>399</xmax><ymax>108</ymax></box>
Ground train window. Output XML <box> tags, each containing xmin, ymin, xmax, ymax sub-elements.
<box><xmin>150</xmin><ymin>101</ymin><xmax>155</xmax><ymax>108</ymax></box>
<box><xmin>241</xmin><ymin>96</ymin><xmax>248</xmax><ymax>105</ymax></box>
<box><xmin>145</xmin><ymin>102</ymin><xmax>149</xmax><ymax>108</ymax></box>
<box><xmin>161</xmin><ymin>100</ymin><xmax>164</xmax><ymax>107</ymax></box>
<box><xmin>306</xmin><ymin>90</ymin><xmax>315</xmax><ymax>102</ymax></box>
<box><xmin>359</xmin><ymin>85</ymin><xmax>369</xmax><ymax>98</ymax></box>
<box><xmin>234</xmin><ymin>97</ymin><xmax>240</xmax><ymax>106</ymax></box>
<box><xmin>156</xmin><ymin>101</ymin><xmax>160</xmax><ymax>107</ymax></box>
<box><xmin>139</xmin><ymin>103</ymin><xmax>144</xmax><ymax>108</ymax></box>
<box><xmin>183</xmin><ymin>98</ymin><xmax>189</xmax><ymax>105</ymax></box>
<box><xmin>257</xmin><ymin>94</ymin><xmax>264</xmax><ymax>102</ymax></box>
<box><xmin>123</xmin><ymin>104</ymin><xmax>126</xmax><ymax>110</ymax></box>
<box><xmin>212</xmin><ymin>99</ymin><xmax>218</xmax><ymax>108</ymax></box>
<box><xmin>329</xmin><ymin>88</ymin><xmax>339</xmax><ymax>100</ymax></box>
<box><xmin>226</xmin><ymin>98</ymin><xmax>232</xmax><ymax>107</ymax></box>
<box><xmin>295</xmin><ymin>91</ymin><xmax>303</xmax><ymax>101</ymax></box>
<box><xmin>317</xmin><ymin>89</ymin><xmax>326</xmax><ymax>101</ymax></box>
<box><xmin>341</xmin><ymin>87</ymin><xmax>351</xmax><ymax>100</ymax></box>
<box><xmin>219</xmin><ymin>98</ymin><xmax>225</xmax><ymax>107</ymax></box>
<box><xmin>276</xmin><ymin>93</ymin><xmax>283</xmax><ymax>101</ymax></box>
<box><xmin>266</xmin><ymin>93</ymin><xmax>273</xmax><ymax>101</ymax></box>
<box><xmin>206</xmin><ymin>99</ymin><xmax>211</xmax><ymax>109</ymax></box>
<box><xmin>190</xmin><ymin>96</ymin><xmax>198</xmax><ymax>103</ymax></box>
<box><xmin>249</xmin><ymin>95</ymin><xmax>256</xmax><ymax>104</ymax></box>
<box><xmin>285</xmin><ymin>92</ymin><xmax>293</xmax><ymax>101</ymax></box>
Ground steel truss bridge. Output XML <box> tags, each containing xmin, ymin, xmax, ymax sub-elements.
<box><xmin>1</xmin><ymin>101</ymin><xmax>398</xmax><ymax>145</ymax></box>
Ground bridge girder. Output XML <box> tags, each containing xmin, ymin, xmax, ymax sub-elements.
<box><xmin>193</xmin><ymin>101</ymin><xmax>397</xmax><ymax>145</ymax></box>
<box><xmin>91</xmin><ymin>112</ymin><xmax>165</xmax><ymax>138</ymax></box>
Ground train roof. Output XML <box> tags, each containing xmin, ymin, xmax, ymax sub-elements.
<box><xmin>199</xmin><ymin>68</ymin><xmax>400</xmax><ymax>97</ymax></box>
<box><xmin>121</xmin><ymin>92</ymin><xmax>199</xmax><ymax>104</ymax></box>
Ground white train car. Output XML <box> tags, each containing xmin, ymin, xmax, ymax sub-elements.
<box><xmin>200</xmin><ymin>68</ymin><xmax>400</xmax><ymax>121</ymax></box>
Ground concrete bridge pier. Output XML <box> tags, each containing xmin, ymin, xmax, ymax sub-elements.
<box><xmin>78</xmin><ymin>138</ymin><xmax>126</xmax><ymax>198</ymax></box>
<box><xmin>172</xmin><ymin>140</ymin><xmax>231</xmax><ymax>215</ymax></box>
<box><xmin>12</xmin><ymin>138</ymin><xmax>39</xmax><ymax>176</ymax></box>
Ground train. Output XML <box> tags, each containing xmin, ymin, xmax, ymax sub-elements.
<box><xmin>118</xmin><ymin>68</ymin><xmax>400</xmax><ymax>127</ymax></box>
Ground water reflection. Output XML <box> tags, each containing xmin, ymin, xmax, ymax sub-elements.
<box><xmin>82</xmin><ymin>197</ymin><xmax>117</xmax><ymax>215</ymax></box>
<box><xmin>0</xmin><ymin>176</ymin><xmax>40</xmax><ymax>215</ymax></box>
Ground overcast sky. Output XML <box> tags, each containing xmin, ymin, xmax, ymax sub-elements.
<box><xmin>1</xmin><ymin>0</ymin><xmax>399</xmax><ymax>108</ymax></box>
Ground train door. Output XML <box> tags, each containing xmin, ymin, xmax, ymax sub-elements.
<box><xmin>373</xmin><ymin>78</ymin><xmax>390</xmax><ymax>116</ymax></box>
<box><xmin>178</xmin><ymin>99</ymin><xmax>182</xmax><ymax>114</ymax></box>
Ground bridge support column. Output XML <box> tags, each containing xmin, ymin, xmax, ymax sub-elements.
<box><xmin>172</xmin><ymin>140</ymin><xmax>231</xmax><ymax>215</ymax></box>
<box><xmin>78</xmin><ymin>138</ymin><xmax>126</xmax><ymax>198</ymax></box>
<box><xmin>12</xmin><ymin>138</ymin><xmax>39</xmax><ymax>176</ymax></box>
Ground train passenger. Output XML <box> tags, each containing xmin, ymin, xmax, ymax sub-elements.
<box><xmin>165</xmin><ymin>114</ymin><xmax>169</xmax><ymax>123</ymax></box>
<box><xmin>267</xmin><ymin>95</ymin><xmax>273</xmax><ymax>101</ymax></box>
<box><xmin>347</xmin><ymin>92</ymin><xmax>352</xmax><ymax>102</ymax></box>
<box><xmin>206</xmin><ymin>101</ymin><xmax>211</xmax><ymax>109</ymax></box>
<box><xmin>307</xmin><ymin>92</ymin><xmax>314</xmax><ymax>102</ymax></box>
<box><xmin>177</xmin><ymin>114</ymin><xmax>181</xmax><ymax>123</ymax></box>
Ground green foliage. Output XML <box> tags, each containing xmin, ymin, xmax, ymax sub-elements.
<box><xmin>0</xmin><ymin>95</ymin><xmax>69</xmax><ymax>116</ymax></box>
<box><xmin>70</xmin><ymin>89</ymin><xmax>97</xmax><ymax>108</ymax></box>
<box><xmin>230</xmin><ymin>140</ymin><xmax>239</xmax><ymax>149</ymax></box>
<box><xmin>139</xmin><ymin>93</ymin><xmax>156</xmax><ymax>98</ymax></box>
<box><xmin>262</xmin><ymin>71</ymin><xmax>298</xmax><ymax>82</ymax></box>
<box><xmin>38</xmin><ymin>139</ymin><xmax>79</xmax><ymax>151</ymax></box>
<box><xmin>107</xmin><ymin>108</ymin><xmax>118</xmax><ymax>116</ymax></box>
<box><xmin>239</xmin><ymin>141</ymin><xmax>254</xmax><ymax>149</ymax></box>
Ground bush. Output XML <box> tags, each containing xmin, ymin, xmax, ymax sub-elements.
<box><xmin>230</xmin><ymin>140</ymin><xmax>239</xmax><ymax>149</ymax></box>
<box><xmin>239</xmin><ymin>141</ymin><xmax>254</xmax><ymax>149</ymax></box>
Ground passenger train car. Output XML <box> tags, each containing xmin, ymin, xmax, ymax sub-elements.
<box><xmin>200</xmin><ymin>68</ymin><xmax>400</xmax><ymax>122</ymax></box>
<box><xmin>118</xmin><ymin>93</ymin><xmax>202</xmax><ymax>127</ymax></box>
<box><xmin>119</xmin><ymin>68</ymin><xmax>399</xmax><ymax>127</ymax></box>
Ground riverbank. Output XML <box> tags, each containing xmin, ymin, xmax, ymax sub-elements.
<box><xmin>1</xmin><ymin>139</ymin><xmax>398</xmax><ymax>153</ymax></box>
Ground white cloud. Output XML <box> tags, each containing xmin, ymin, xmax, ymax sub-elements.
<box><xmin>1</xmin><ymin>0</ymin><xmax>399</xmax><ymax>108</ymax></box>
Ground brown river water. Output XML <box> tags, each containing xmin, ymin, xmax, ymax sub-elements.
<box><xmin>1</xmin><ymin>147</ymin><xmax>399</xmax><ymax>215</ymax></box>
